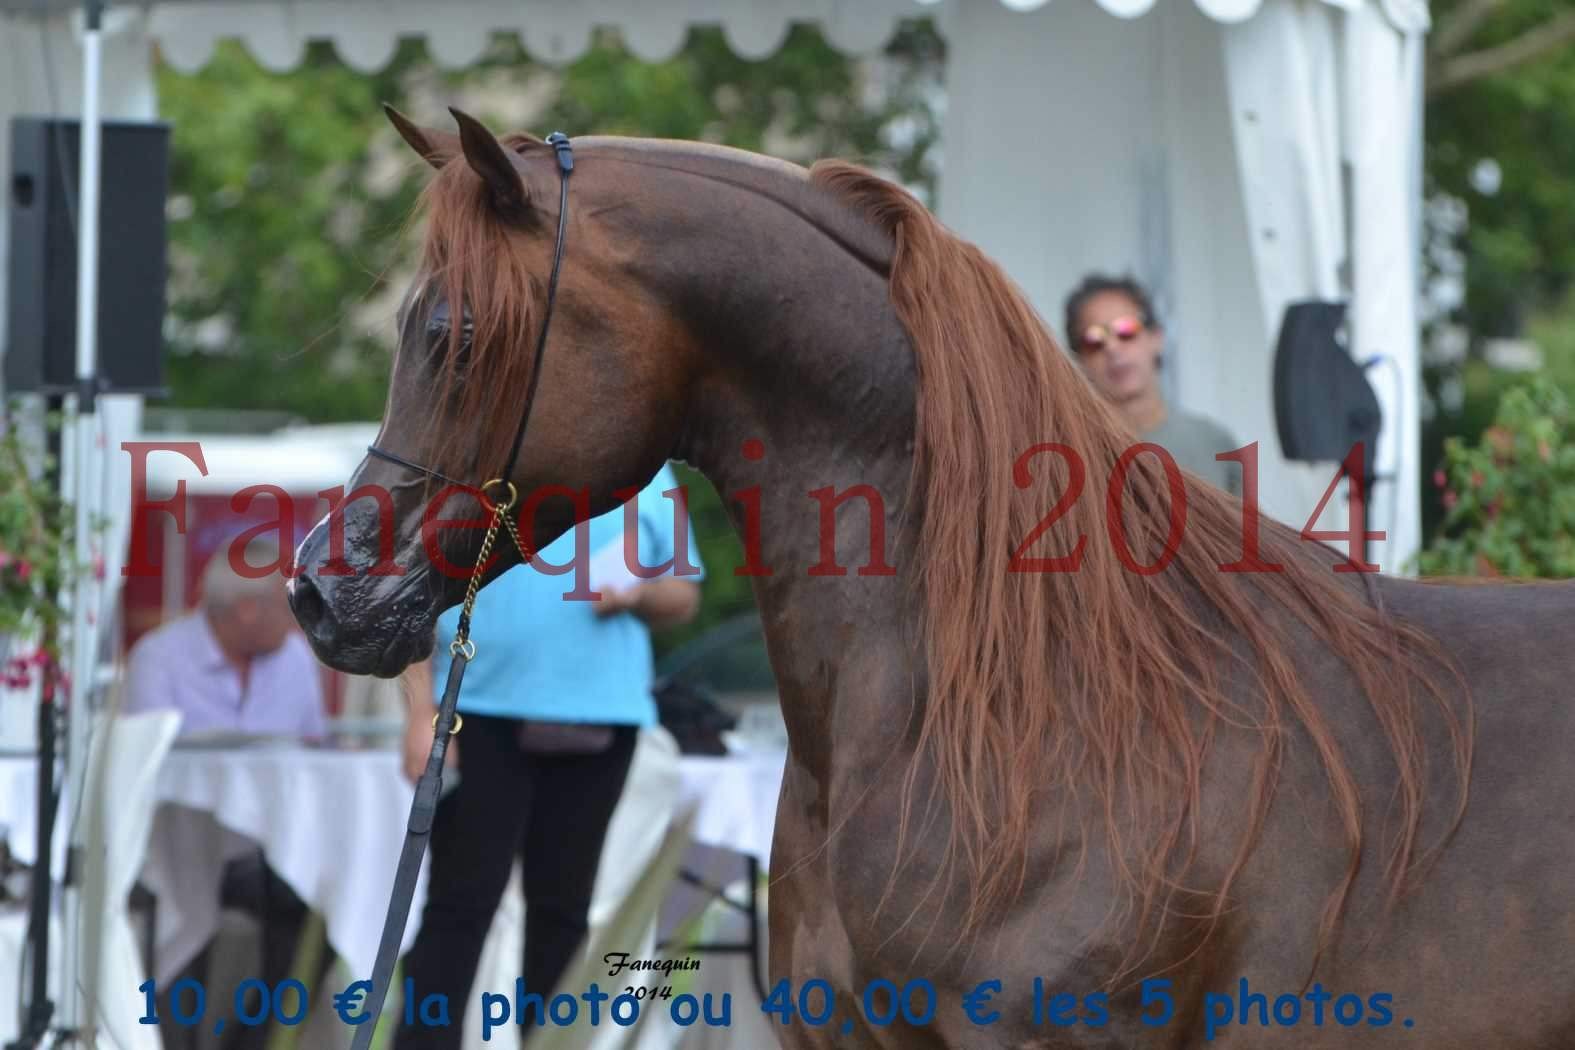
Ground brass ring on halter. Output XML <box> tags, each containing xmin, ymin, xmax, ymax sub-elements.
<box><xmin>480</xmin><ymin>478</ymin><xmax>518</xmax><ymax>512</ymax></box>
<box><xmin>432</xmin><ymin>711</ymin><xmax>463</xmax><ymax>735</ymax></box>
<box><xmin>449</xmin><ymin>637</ymin><xmax>476</xmax><ymax>661</ymax></box>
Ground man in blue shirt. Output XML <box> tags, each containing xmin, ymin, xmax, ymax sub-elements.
<box><xmin>393</xmin><ymin>462</ymin><xmax>703</xmax><ymax>1049</ymax></box>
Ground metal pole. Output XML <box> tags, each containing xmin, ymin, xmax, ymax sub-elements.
<box><xmin>57</xmin><ymin>0</ymin><xmax>106</xmax><ymax>1042</ymax></box>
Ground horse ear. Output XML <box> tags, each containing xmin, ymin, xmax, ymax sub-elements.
<box><xmin>448</xmin><ymin>106</ymin><xmax>528</xmax><ymax>215</ymax></box>
<box><xmin>382</xmin><ymin>103</ymin><xmax>459</xmax><ymax>169</ymax></box>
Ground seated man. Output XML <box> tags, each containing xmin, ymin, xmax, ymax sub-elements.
<box><xmin>124</xmin><ymin>534</ymin><xmax>329</xmax><ymax>1050</ymax></box>
<box><xmin>124</xmin><ymin>533</ymin><xmax>327</xmax><ymax>740</ymax></box>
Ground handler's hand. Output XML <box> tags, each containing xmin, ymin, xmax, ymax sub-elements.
<box><xmin>402</xmin><ymin>711</ymin><xmax>458</xmax><ymax>785</ymax></box>
<box><xmin>592</xmin><ymin>578</ymin><xmax>701</xmax><ymax>630</ymax></box>
<box><xmin>592</xmin><ymin>587</ymin><xmax>639</xmax><ymax>618</ymax></box>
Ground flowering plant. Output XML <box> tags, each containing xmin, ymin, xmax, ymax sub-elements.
<box><xmin>1418</xmin><ymin>377</ymin><xmax>1575</xmax><ymax>578</ymax></box>
<box><xmin>0</xmin><ymin>403</ymin><xmax>106</xmax><ymax>692</ymax></box>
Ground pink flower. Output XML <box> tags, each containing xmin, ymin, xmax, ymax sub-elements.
<box><xmin>0</xmin><ymin>551</ymin><xmax>11</xmax><ymax>569</ymax></box>
<box><xmin>1433</xmin><ymin>469</ymin><xmax>1447</xmax><ymax>489</ymax></box>
<box><xmin>15</xmin><ymin>559</ymin><xmax>31</xmax><ymax>581</ymax></box>
<box><xmin>1443</xmin><ymin>490</ymin><xmax>1458</xmax><ymax>511</ymax></box>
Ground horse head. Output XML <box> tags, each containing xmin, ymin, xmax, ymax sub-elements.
<box><xmin>288</xmin><ymin>107</ymin><xmax>700</xmax><ymax>676</ymax></box>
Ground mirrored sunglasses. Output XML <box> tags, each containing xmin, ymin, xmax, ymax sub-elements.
<box><xmin>1077</xmin><ymin>315</ymin><xmax>1144</xmax><ymax>353</ymax></box>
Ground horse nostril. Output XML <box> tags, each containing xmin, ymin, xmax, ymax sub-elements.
<box><xmin>289</xmin><ymin>572</ymin><xmax>331</xmax><ymax>633</ymax></box>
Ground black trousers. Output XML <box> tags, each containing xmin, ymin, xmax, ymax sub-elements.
<box><xmin>393</xmin><ymin>715</ymin><xmax>639</xmax><ymax>1049</ymax></box>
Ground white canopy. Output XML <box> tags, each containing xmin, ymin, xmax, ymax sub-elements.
<box><xmin>3</xmin><ymin>0</ymin><xmax>1430</xmax><ymax>69</ymax></box>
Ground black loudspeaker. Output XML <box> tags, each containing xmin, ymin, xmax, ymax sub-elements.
<box><xmin>5</xmin><ymin>117</ymin><xmax>170</xmax><ymax>395</ymax></box>
<box><xmin>1272</xmin><ymin>300</ymin><xmax>1382</xmax><ymax>471</ymax></box>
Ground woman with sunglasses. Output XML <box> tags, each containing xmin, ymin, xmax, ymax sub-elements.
<box><xmin>1063</xmin><ymin>274</ymin><xmax>1242</xmax><ymax>497</ymax></box>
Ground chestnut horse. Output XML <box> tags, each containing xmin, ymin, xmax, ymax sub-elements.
<box><xmin>289</xmin><ymin>106</ymin><xmax>1575</xmax><ymax>1048</ymax></box>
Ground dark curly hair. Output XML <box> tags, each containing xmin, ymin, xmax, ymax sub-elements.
<box><xmin>1062</xmin><ymin>273</ymin><xmax>1160</xmax><ymax>352</ymax></box>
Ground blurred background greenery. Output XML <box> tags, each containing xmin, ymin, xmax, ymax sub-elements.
<box><xmin>148</xmin><ymin>3</ymin><xmax>1575</xmax><ymax>655</ymax></box>
<box><xmin>1420</xmin><ymin>0</ymin><xmax>1575</xmax><ymax>550</ymax></box>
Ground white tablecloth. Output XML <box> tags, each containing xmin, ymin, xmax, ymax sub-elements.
<box><xmin>2</xmin><ymin>752</ymin><xmax>69</xmax><ymax>874</ymax></box>
<box><xmin>141</xmin><ymin>745</ymin><xmax>428</xmax><ymax>986</ymax></box>
<box><xmin>673</xmin><ymin>748</ymin><xmax>785</xmax><ymax>868</ymax></box>
<box><xmin>2</xmin><ymin>741</ymin><xmax>787</xmax><ymax>993</ymax></box>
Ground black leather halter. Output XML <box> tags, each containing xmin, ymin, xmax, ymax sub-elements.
<box><xmin>366</xmin><ymin>131</ymin><xmax>575</xmax><ymax>505</ymax></box>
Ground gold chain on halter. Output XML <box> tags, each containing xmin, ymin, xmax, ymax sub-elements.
<box><xmin>432</xmin><ymin>478</ymin><xmax>534</xmax><ymax>736</ymax></box>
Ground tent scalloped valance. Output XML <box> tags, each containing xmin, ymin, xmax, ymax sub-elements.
<box><xmin>959</xmin><ymin>0</ymin><xmax>1426</xmax><ymax>32</ymax></box>
<box><xmin>96</xmin><ymin>0</ymin><xmax>1428</xmax><ymax>75</ymax></box>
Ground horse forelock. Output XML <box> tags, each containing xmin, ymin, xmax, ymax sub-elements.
<box><xmin>403</xmin><ymin>147</ymin><xmax>548</xmax><ymax>485</ymax></box>
<box><xmin>808</xmin><ymin>160</ymin><xmax>1474</xmax><ymax>981</ymax></box>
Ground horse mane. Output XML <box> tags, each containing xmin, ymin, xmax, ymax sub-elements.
<box><xmin>807</xmin><ymin>160</ymin><xmax>1474</xmax><ymax>980</ymax></box>
<box><xmin>406</xmin><ymin>132</ymin><xmax>551</xmax><ymax>486</ymax></box>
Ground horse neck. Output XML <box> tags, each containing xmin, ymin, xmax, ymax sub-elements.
<box><xmin>644</xmin><ymin>155</ymin><xmax>924</xmax><ymax>760</ymax></box>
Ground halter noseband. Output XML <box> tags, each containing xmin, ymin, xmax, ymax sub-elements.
<box><xmin>366</xmin><ymin>131</ymin><xmax>576</xmax><ymax>510</ymax></box>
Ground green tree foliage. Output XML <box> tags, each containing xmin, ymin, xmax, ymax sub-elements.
<box><xmin>1418</xmin><ymin>0</ymin><xmax>1575</xmax><ymax>547</ymax></box>
<box><xmin>154</xmin><ymin>24</ymin><xmax>942</xmax><ymax>654</ymax></box>
<box><xmin>155</xmin><ymin>39</ymin><xmax>431</xmax><ymax>421</ymax></box>
<box><xmin>1426</xmin><ymin>0</ymin><xmax>1575</xmax><ymax>335</ymax></box>
<box><xmin>1418</xmin><ymin>377</ymin><xmax>1575</xmax><ymax>577</ymax></box>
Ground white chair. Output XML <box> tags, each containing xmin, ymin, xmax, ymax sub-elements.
<box><xmin>77</xmin><ymin>708</ymin><xmax>182</xmax><ymax>1050</ymax></box>
<box><xmin>667</xmin><ymin>877</ymin><xmax>778</xmax><ymax>1050</ymax></box>
<box><xmin>581</xmin><ymin>726</ymin><xmax>683</xmax><ymax>1050</ymax></box>
<box><xmin>519</xmin><ymin>804</ymin><xmax>698</xmax><ymax>1050</ymax></box>
<box><xmin>461</xmin><ymin>726</ymin><xmax>683</xmax><ymax>1050</ymax></box>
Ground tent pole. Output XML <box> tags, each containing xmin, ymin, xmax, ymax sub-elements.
<box><xmin>57</xmin><ymin>0</ymin><xmax>106</xmax><ymax>1044</ymax></box>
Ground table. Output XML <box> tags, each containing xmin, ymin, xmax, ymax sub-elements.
<box><xmin>670</xmin><ymin>748</ymin><xmax>785</xmax><ymax>868</ymax></box>
<box><xmin>140</xmin><ymin>744</ymin><xmax>426</xmax><ymax>986</ymax></box>
<box><xmin>1</xmin><ymin>737</ymin><xmax>787</xmax><ymax>993</ymax></box>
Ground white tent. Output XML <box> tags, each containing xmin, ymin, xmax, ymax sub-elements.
<box><xmin>0</xmin><ymin>0</ymin><xmax>1428</xmax><ymax>1040</ymax></box>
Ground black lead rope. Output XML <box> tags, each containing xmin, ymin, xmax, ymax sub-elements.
<box><xmin>347</xmin><ymin>131</ymin><xmax>574</xmax><ymax>1050</ymax></box>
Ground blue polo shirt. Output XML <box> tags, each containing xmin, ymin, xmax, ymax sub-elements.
<box><xmin>431</xmin><ymin>463</ymin><xmax>704</xmax><ymax>725</ymax></box>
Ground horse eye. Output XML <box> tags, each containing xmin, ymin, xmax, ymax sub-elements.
<box><xmin>426</xmin><ymin>322</ymin><xmax>474</xmax><ymax>374</ymax></box>
<box><xmin>422</xmin><ymin>300</ymin><xmax>474</xmax><ymax>365</ymax></box>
